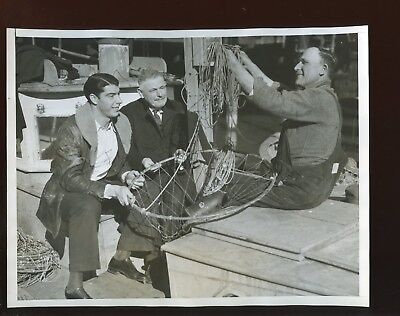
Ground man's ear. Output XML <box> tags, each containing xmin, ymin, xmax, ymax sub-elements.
<box><xmin>137</xmin><ymin>88</ymin><xmax>144</xmax><ymax>98</ymax></box>
<box><xmin>89</xmin><ymin>93</ymin><xmax>99</xmax><ymax>105</ymax></box>
<box><xmin>320</xmin><ymin>63</ymin><xmax>328</xmax><ymax>76</ymax></box>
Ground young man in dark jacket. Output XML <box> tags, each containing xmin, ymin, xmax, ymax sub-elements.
<box><xmin>37</xmin><ymin>73</ymin><xmax>147</xmax><ymax>299</ymax></box>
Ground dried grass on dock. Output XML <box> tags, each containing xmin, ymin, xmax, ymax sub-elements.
<box><xmin>17</xmin><ymin>228</ymin><xmax>60</xmax><ymax>287</ymax></box>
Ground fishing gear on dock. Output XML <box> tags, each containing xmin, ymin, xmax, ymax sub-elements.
<box><xmin>17</xmin><ymin>228</ymin><xmax>60</xmax><ymax>287</ymax></box>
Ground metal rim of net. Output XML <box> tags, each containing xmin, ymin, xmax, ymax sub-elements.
<box><xmin>131</xmin><ymin>148</ymin><xmax>277</xmax><ymax>236</ymax></box>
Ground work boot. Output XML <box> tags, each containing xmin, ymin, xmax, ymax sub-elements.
<box><xmin>108</xmin><ymin>258</ymin><xmax>148</xmax><ymax>283</ymax></box>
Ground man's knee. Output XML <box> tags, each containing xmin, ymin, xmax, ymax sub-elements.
<box><xmin>64</xmin><ymin>193</ymin><xmax>102</xmax><ymax>220</ymax></box>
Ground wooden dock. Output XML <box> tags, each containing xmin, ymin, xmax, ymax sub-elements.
<box><xmin>162</xmin><ymin>199</ymin><xmax>359</xmax><ymax>297</ymax></box>
<box><xmin>19</xmin><ymin>266</ymin><xmax>164</xmax><ymax>300</ymax></box>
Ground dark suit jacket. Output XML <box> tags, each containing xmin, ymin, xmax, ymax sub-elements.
<box><xmin>121</xmin><ymin>98</ymin><xmax>190</xmax><ymax>171</ymax></box>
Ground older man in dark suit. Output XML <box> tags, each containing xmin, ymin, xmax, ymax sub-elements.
<box><xmin>120</xmin><ymin>69</ymin><xmax>209</xmax><ymax>295</ymax></box>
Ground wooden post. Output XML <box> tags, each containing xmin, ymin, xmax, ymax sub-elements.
<box><xmin>184</xmin><ymin>37</ymin><xmax>214</xmax><ymax>143</ymax></box>
<box><xmin>184</xmin><ymin>37</ymin><xmax>239</xmax><ymax>149</ymax></box>
<box><xmin>98</xmin><ymin>39</ymin><xmax>129</xmax><ymax>80</ymax></box>
<box><xmin>331</xmin><ymin>34</ymin><xmax>336</xmax><ymax>53</ymax></box>
<box><xmin>184</xmin><ymin>38</ymin><xmax>220</xmax><ymax>192</ymax></box>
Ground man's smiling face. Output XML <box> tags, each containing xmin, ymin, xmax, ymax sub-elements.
<box><xmin>139</xmin><ymin>76</ymin><xmax>167</xmax><ymax>109</ymax></box>
<box><xmin>294</xmin><ymin>47</ymin><xmax>325</xmax><ymax>88</ymax></box>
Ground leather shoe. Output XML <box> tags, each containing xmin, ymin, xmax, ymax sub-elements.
<box><xmin>142</xmin><ymin>264</ymin><xmax>152</xmax><ymax>284</ymax></box>
<box><xmin>108</xmin><ymin>258</ymin><xmax>150</xmax><ymax>283</ymax></box>
<box><xmin>65</xmin><ymin>287</ymin><xmax>92</xmax><ymax>299</ymax></box>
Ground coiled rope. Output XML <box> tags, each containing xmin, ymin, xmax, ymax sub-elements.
<box><xmin>17</xmin><ymin>228</ymin><xmax>60</xmax><ymax>287</ymax></box>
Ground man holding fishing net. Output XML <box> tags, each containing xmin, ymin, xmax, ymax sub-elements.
<box><xmin>226</xmin><ymin>46</ymin><xmax>346</xmax><ymax>210</ymax></box>
<box><xmin>118</xmin><ymin>69</ymin><xmax>209</xmax><ymax>296</ymax></box>
<box><xmin>37</xmin><ymin>73</ymin><xmax>150</xmax><ymax>299</ymax></box>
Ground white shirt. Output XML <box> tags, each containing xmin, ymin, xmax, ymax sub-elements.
<box><xmin>149</xmin><ymin>108</ymin><xmax>163</xmax><ymax>122</ymax></box>
<box><xmin>91</xmin><ymin>121</ymin><xmax>118</xmax><ymax>182</ymax></box>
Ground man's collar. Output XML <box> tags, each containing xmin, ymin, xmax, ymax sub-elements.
<box><xmin>149</xmin><ymin>107</ymin><xmax>163</xmax><ymax>114</ymax></box>
<box><xmin>75</xmin><ymin>102</ymin><xmax>132</xmax><ymax>162</ymax></box>
<box><xmin>95</xmin><ymin>119</ymin><xmax>115</xmax><ymax>131</ymax></box>
<box><xmin>139</xmin><ymin>98</ymin><xmax>181</xmax><ymax>123</ymax></box>
<box><xmin>141</xmin><ymin>98</ymin><xmax>166</xmax><ymax>112</ymax></box>
<box><xmin>306</xmin><ymin>77</ymin><xmax>332</xmax><ymax>89</ymax></box>
<box><xmin>75</xmin><ymin>103</ymin><xmax>116</xmax><ymax>148</ymax></box>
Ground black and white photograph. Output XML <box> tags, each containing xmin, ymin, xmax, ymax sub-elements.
<box><xmin>7</xmin><ymin>26</ymin><xmax>369</xmax><ymax>307</ymax></box>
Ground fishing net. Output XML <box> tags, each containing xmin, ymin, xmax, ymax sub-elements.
<box><xmin>17</xmin><ymin>228</ymin><xmax>61</xmax><ymax>288</ymax></box>
<box><xmin>129</xmin><ymin>146</ymin><xmax>276</xmax><ymax>243</ymax></box>
<box><xmin>126</xmin><ymin>42</ymin><xmax>276</xmax><ymax>243</ymax></box>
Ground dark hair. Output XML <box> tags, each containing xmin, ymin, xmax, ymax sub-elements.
<box><xmin>83</xmin><ymin>73</ymin><xmax>119</xmax><ymax>104</ymax></box>
<box><xmin>318</xmin><ymin>47</ymin><xmax>337</xmax><ymax>76</ymax></box>
<box><xmin>138</xmin><ymin>69</ymin><xmax>164</xmax><ymax>86</ymax></box>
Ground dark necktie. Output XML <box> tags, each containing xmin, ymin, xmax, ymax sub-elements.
<box><xmin>152</xmin><ymin>110</ymin><xmax>162</xmax><ymax>126</ymax></box>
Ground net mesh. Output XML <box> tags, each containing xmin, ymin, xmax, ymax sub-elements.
<box><xmin>126</xmin><ymin>42</ymin><xmax>276</xmax><ymax>242</ymax></box>
<box><xmin>129</xmin><ymin>148</ymin><xmax>276</xmax><ymax>242</ymax></box>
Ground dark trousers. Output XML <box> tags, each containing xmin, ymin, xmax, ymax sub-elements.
<box><xmin>115</xmin><ymin>172</ymin><xmax>189</xmax><ymax>264</ymax></box>
<box><xmin>60</xmin><ymin>191</ymin><xmax>133</xmax><ymax>272</ymax></box>
<box><xmin>114</xmin><ymin>174</ymin><xmax>189</xmax><ymax>298</ymax></box>
<box><xmin>254</xmin><ymin>162</ymin><xmax>344</xmax><ymax>210</ymax></box>
<box><xmin>60</xmin><ymin>192</ymin><xmax>102</xmax><ymax>272</ymax></box>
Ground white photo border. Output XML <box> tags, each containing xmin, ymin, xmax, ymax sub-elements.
<box><xmin>7</xmin><ymin>26</ymin><xmax>369</xmax><ymax>308</ymax></box>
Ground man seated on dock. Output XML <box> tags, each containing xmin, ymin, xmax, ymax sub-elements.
<box><xmin>119</xmin><ymin>69</ymin><xmax>210</xmax><ymax>296</ymax></box>
<box><xmin>36</xmin><ymin>73</ymin><xmax>149</xmax><ymax>299</ymax></box>
<box><xmin>226</xmin><ymin>47</ymin><xmax>347</xmax><ymax>210</ymax></box>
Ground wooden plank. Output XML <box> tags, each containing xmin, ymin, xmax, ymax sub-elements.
<box><xmin>304</xmin><ymin>230</ymin><xmax>359</xmax><ymax>273</ymax></box>
<box><xmin>166</xmin><ymin>253</ymin><xmax>314</xmax><ymax>297</ymax></box>
<box><xmin>98</xmin><ymin>44</ymin><xmax>130</xmax><ymax>80</ymax></box>
<box><xmin>21</xmin><ymin>267</ymin><xmax>164</xmax><ymax>299</ymax></box>
<box><xmin>85</xmin><ymin>272</ymin><xmax>164</xmax><ymax>299</ymax></box>
<box><xmin>295</xmin><ymin>200</ymin><xmax>358</xmax><ymax>225</ymax></box>
<box><xmin>192</xmin><ymin>227</ymin><xmax>304</xmax><ymax>261</ymax></box>
<box><xmin>162</xmin><ymin>233</ymin><xmax>358</xmax><ymax>296</ymax></box>
<box><xmin>21</xmin><ymin>266</ymin><xmax>69</xmax><ymax>300</ymax></box>
<box><xmin>184</xmin><ymin>38</ymin><xmax>214</xmax><ymax>142</ymax></box>
<box><xmin>194</xmin><ymin>202</ymin><xmax>357</xmax><ymax>257</ymax></box>
<box><xmin>300</xmin><ymin>222</ymin><xmax>358</xmax><ymax>254</ymax></box>
<box><xmin>18</xmin><ymin>79</ymin><xmax>140</xmax><ymax>93</ymax></box>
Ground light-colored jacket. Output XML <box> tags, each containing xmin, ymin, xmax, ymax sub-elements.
<box><xmin>250</xmin><ymin>78</ymin><xmax>341</xmax><ymax>166</ymax></box>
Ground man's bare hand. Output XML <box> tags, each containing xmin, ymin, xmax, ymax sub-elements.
<box><xmin>142</xmin><ymin>157</ymin><xmax>161</xmax><ymax>172</ymax></box>
<box><xmin>109</xmin><ymin>185</ymin><xmax>136</xmax><ymax>207</ymax></box>
<box><xmin>125</xmin><ymin>170</ymin><xmax>145</xmax><ymax>190</ymax></box>
<box><xmin>225</xmin><ymin>49</ymin><xmax>241</xmax><ymax>70</ymax></box>
<box><xmin>238</xmin><ymin>50</ymin><xmax>253</xmax><ymax>66</ymax></box>
<box><xmin>174</xmin><ymin>149</ymin><xmax>187</xmax><ymax>165</ymax></box>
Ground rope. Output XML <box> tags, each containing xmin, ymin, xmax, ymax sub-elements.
<box><xmin>17</xmin><ymin>228</ymin><xmax>60</xmax><ymax>288</ymax></box>
<box><xmin>202</xmin><ymin>149</ymin><xmax>236</xmax><ymax>196</ymax></box>
<box><xmin>123</xmin><ymin>43</ymin><xmax>277</xmax><ymax>240</ymax></box>
<box><xmin>198</xmin><ymin>43</ymin><xmax>243</xmax><ymax>126</ymax></box>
